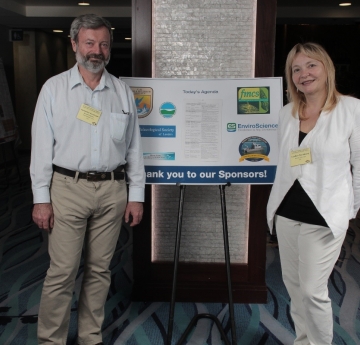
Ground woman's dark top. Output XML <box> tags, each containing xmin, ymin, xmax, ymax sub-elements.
<box><xmin>275</xmin><ymin>131</ymin><xmax>329</xmax><ymax>227</ymax></box>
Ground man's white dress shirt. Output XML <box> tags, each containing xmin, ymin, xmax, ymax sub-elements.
<box><xmin>30</xmin><ymin>64</ymin><xmax>145</xmax><ymax>204</ymax></box>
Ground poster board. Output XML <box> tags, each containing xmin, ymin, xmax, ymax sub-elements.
<box><xmin>121</xmin><ymin>77</ymin><xmax>283</xmax><ymax>184</ymax></box>
<box><xmin>0</xmin><ymin>58</ymin><xmax>17</xmax><ymax>144</ymax></box>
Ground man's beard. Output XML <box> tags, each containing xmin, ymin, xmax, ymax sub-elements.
<box><xmin>75</xmin><ymin>50</ymin><xmax>110</xmax><ymax>73</ymax></box>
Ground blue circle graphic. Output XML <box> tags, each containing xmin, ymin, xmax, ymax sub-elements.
<box><xmin>160</xmin><ymin>102</ymin><xmax>176</xmax><ymax>118</ymax></box>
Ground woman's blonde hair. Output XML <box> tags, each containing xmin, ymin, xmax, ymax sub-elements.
<box><xmin>285</xmin><ymin>42</ymin><xmax>340</xmax><ymax>118</ymax></box>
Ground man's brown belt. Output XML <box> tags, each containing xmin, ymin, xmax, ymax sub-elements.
<box><xmin>53</xmin><ymin>165</ymin><xmax>125</xmax><ymax>182</ymax></box>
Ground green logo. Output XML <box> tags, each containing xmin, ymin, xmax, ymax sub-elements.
<box><xmin>227</xmin><ymin>123</ymin><xmax>236</xmax><ymax>132</ymax></box>
<box><xmin>237</xmin><ymin>87</ymin><xmax>270</xmax><ymax>114</ymax></box>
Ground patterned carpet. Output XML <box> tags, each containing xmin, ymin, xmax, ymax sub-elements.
<box><xmin>0</xmin><ymin>152</ymin><xmax>360</xmax><ymax>345</ymax></box>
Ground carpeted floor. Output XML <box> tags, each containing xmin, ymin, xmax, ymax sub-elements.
<box><xmin>0</xmin><ymin>152</ymin><xmax>359</xmax><ymax>345</ymax></box>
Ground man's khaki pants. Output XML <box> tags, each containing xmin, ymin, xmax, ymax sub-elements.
<box><xmin>38</xmin><ymin>172</ymin><xmax>127</xmax><ymax>345</ymax></box>
<box><xmin>275</xmin><ymin>215</ymin><xmax>346</xmax><ymax>345</ymax></box>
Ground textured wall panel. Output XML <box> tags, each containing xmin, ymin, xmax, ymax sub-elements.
<box><xmin>152</xmin><ymin>0</ymin><xmax>257</xmax><ymax>263</ymax></box>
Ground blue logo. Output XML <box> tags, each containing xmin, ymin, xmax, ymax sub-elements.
<box><xmin>160</xmin><ymin>102</ymin><xmax>176</xmax><ymax>118</ymax></box>
<box><xmin>143</xmin><ymin>152</ymin><xmax>175</xmax><ymax>161</ymax></box>
<box><xmin>140</xmin><ymin>125</ymin><xmax>176</xmax><ymax>137</ymax></box>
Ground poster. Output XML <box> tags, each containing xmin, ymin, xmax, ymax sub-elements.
<box><xmin>121</xmin><ymin>77</ymin><xmax>283</xmax><ymax>185</ymax></box>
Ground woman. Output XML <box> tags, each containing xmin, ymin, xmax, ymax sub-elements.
<box><xmin>267</xmin><ymin>42</ymin><xmax>360</xmax><ymax>345</ymax></box>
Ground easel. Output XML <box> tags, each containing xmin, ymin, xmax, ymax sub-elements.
<box><xmin>166</xmin><ymin>183</ymin><xmax>237</xmax><ymax>345</ymax></box>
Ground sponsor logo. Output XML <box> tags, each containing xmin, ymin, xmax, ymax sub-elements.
<box><xmin>140</xmin><ymin>125</ymin><xmax>176</xmax><ymax>137</ymax></box>
<box><xmin>159</xmin><ymin>102</ymin><xmax>176</xmax><ymax>118</ymax></box>
<box><xmin>227</xmin><ymin>123</ymin><xmax>236</xmax><ymax>132</ymax></box>
<box><xmin>237</xmin><ymin>123</ymin><xmax>278</xmax><ymax>131</ymax></box>
<box><xmin>239</xmin><ymin>136</ymin><xmax>270</xmax><ymax>162</ymax></box>
<box><xmin>130</xmin><ymin>87</ymin><xmax>153</xmax><ymax>118</ymax></box>
<box><xmin>143</xmin><ymin>152</ymin><xmax>175</xmax><ymax>160</ymax></box>
<box><xmin>237</xmin><ymin>87</ymin><xmax>270</xmax><ymax>114</ymax></box>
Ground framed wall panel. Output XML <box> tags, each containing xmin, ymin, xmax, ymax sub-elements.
<box><xmin>132</xmin><ymin>0</ymin><xmax>276</xmax><ymax>303</ymax></box>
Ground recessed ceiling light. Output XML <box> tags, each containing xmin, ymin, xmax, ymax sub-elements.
<box><xmin>111</xmin><ymin>28</ymin><xmax>115</xmax><ymax>30</ymax></box>
<box><xmin>125</xmin><ymin>37</ymin><xmax>132</xmax><ymax>40</ymax></box>
<box><xmin>53</xmin><ymin>30</ymin><xmax>63</xmax><ymax>33</ymax></box>
<box><xmin>339</xmin><ymin>2</ymin><xmax>351</xmax><ymax>6</ymax></box>
<box><xmin>78</xmin><ymin>2</ymin><xmax>90</xmax><ymax>5</ymax></box>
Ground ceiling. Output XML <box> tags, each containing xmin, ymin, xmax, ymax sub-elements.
<box><xmin>277</xmin><ymin>0</ymin><xmax>360</xmax><ymax>24</ymax></box>
<box><xmin>0</xmin><ymin>0</ymin><xmax>132</xmax><ymax>42</ymax></box>
<box><xmin>0</xmin><ymin>0</ymin><xmax>359</xmax><ymax>38</ymax></box>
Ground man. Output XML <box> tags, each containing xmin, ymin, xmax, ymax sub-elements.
<box><xmin>30</xmin><ymin>14</ymin><xmax>145</xmax><ymax>345</ymax></box>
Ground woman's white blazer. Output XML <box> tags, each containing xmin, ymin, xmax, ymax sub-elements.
<box><xmin>267</xmin><ymin>95</ymin><xmax>360</xmax><ymax>238</ymax></box>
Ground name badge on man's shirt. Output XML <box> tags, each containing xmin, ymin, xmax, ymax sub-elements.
<box><xmin>76</xmin><ymin>104</ymin><xmax>102</xmax><ymax>126</ymax></box>
<box><xmin>290</xmin><ymin>147</ymin><xmax>312</xmax><ymax>167</ymax></box>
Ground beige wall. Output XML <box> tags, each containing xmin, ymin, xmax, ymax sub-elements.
<box><xmin>0</xmin><ymin>25</ymin><xmax>15</xmax><ymax>105</ymax></box>
<box><xmin>67</xmin><ymin>43</ymin><xmax>76</xmax><ymax>70</ymax></box>
<box><xmin>35</xmin><ymin>32</ymin><xmax>68</xmax><ymax>92</ymax></box>
<box><xmin>13</xmin><ymin>32</ymin><xmax>38</xmax><ymax>150</ymax></box>
<box><xmin>13</xmin><ymin>31</ymin><xmax>69</xmax><ymax>150</ymax></box>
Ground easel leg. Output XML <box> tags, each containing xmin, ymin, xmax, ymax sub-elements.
<box><xmin>166</xmin><ymin>184</ymin><xmax>186</xmax><ymax>345</ymax></box>
<box><xmin>166</xmin><ymin>183</ymin><xmax>237</xmax><ymax>345</ymax></box>
<box><xmin>220</xmin><ymin>183</ymin><xmax>237</xmax><ymax>344</ymax></box>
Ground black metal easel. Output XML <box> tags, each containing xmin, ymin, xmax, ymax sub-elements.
<box><xmin>166</xmin><ymin>183</ymin><xmax>237</xmax><ymax>345</ymax></box>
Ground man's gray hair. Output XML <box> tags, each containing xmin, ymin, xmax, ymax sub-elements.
<box><xmin>70</xmin><ymin>14</ymin><xmax>113</xmax><ymax>45</ymax></box>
